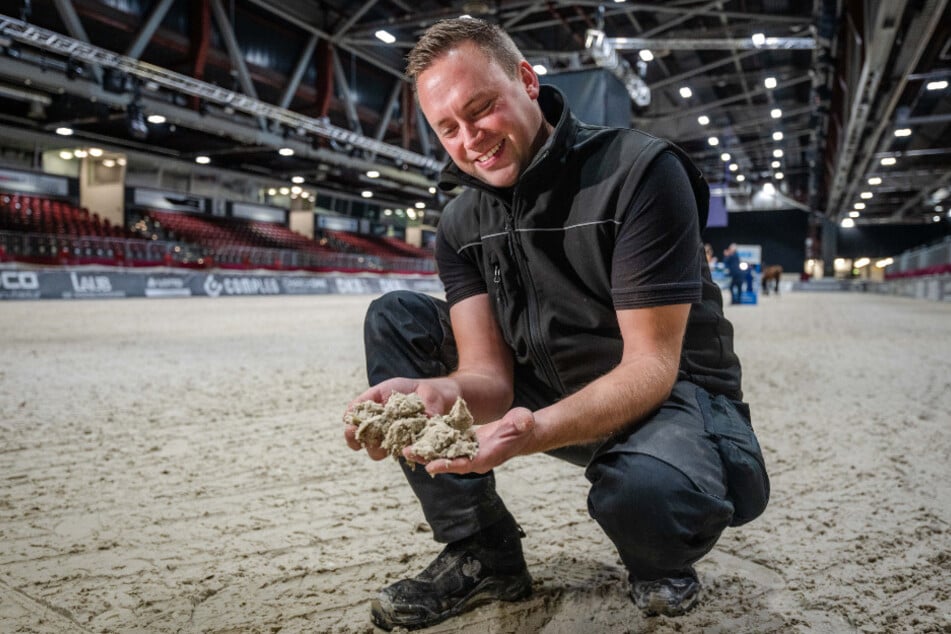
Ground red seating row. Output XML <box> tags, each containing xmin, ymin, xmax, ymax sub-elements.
<box><xmin>1</xmin><ymin>194</ymin><xmax>133</xmax><ymax>239</ymax></box>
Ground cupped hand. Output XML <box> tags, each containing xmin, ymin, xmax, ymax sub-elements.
<box><xmin>343</xmin><ymin>376</ymin><xmax>462</xmax><ymax>460</ymax></box>
<box><xmin>406</xmin><ymin>407</ymin><xmax>537</xmax><ymax>476</ymax></box>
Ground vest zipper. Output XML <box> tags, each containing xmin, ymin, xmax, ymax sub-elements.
<box><xmin>505</xmin><ymin>205</ymin><xmax>564</xmax><ymax>393</ymax></box>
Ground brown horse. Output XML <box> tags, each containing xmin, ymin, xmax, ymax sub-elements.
<box><xmin>761</xmin><ymin>265</ymin><xmax>783</xmax><ymax>295</ymax></box>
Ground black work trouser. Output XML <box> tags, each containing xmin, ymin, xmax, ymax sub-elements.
<box><xmin>363</xmin><ymin>290</ymin><xmax>742</xmax><ymax>580</ymax></box>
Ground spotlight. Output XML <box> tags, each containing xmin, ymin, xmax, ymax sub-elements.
<box><xmin>127</xmin><ymin>103</ymin><xmax>149</xmax><ymax>140</ymax></box>
<box><xmin>66</xmin><ymin>58</ymin><xmax>85</xmax><ymax>80</ymax></box>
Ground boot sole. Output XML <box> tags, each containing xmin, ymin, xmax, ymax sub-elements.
<box><xmin>370</xmin><ymin>569</ymin><xmax>533</xmax><ymax>631</ymax></box>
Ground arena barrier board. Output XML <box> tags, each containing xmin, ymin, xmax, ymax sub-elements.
<box><xmin>0</xmin><ymin>267</ymin><xmax>444</xmax><ymax>300</ymax></box>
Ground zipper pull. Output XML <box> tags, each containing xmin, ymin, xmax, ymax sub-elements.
<box><xmin>494</xmin><ymin>264</ymin><xmax>501</xmax><ymax>285</ymax></box>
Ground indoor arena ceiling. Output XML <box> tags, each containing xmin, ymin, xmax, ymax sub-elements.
<box><xmin>0</xmin><ymin>0</ymin><xmax>949</xmax><ymax>227</ymax></box>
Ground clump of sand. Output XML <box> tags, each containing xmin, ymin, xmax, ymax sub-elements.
<box><xmin>344</xmin><ymin>392</ymin><xmax>479</xmax><ymax>462</ymax></box>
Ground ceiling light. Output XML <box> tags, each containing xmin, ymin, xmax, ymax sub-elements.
<box><xmin>770</xmin><ymin>108</ymin><xmax>782</xmax><ymax>119</ymax></box>
<box><xmin>860</xmin><ymin>191</ymin><xmax>873</xmax><ymax>199</ymax></box>
<box><xmin>925</xmin><ymin>80</ymin><xmax>948</xmax><ymax>91</ymax></box>
<box><xmin>697</xmin><ymin>115</ymin><xmax>710</xmax><ymax>125</ymax></box>
<box><xmin>55</xmin><ymin>127</ymin><xmax>74</xmax><ymax>136</ymax></box>
<box><xmin>752</xmin><ymin>33</ymin><xmax>766</xmax><ymax>47</ymax></box>
<box><xmin>415</xmin><ymin>201</ymin><xmax>426</xmax><ymax>209</ymax></box>
<box><xmin>74</xmin><ymin>149</ymin><xmax>88</xmax><ymax>158</ymax></box>
<box><xmin>875</xmin><ymin>257</ymin><xmax>893</xmax><ymax>268</ymax></box>
<box><xmin>679</xmin><ymin>86</ymin><xmax>692</xmax><ymax>99</ymax></box>
<box><xmin>58</xmin><ymin>150</ymin><xmax>73</xmax><ymax>160</ymax></box>
<box><xmin>278</xmin><ymin>147</ymin><xmax>295</xmax><ymax>156</ymax></box>
<box><xmin>291</xmin><ymin>176</ymin><xmax>305</xmax><ymax>184</ymax></box>
<box><xmin>933</xmin><ymin>187</ymin><xmax>949</xmax><ymax>201</ymax></box>
<box><xmin>384</xmin><ymin>209</ymin><xmax>392</xmax><ymax>216</ymax></box>
<box><xmin>267</xmin><ymin>188</ymin><xmax>277</xmax><ymax>195</ymax></box>
<box><xmin>893</xmin><ymin>128</ymin><xmax>912</xmax><ymax>137</ymax></box>
<box><xmin>117</xmin><ymin>158</ymin><xmax>126</xmax><ymax>166</ymax></box>
<box><xmin>279</xmin><ymin>187</ymin><xmax>290</xmax><ymax>195</ymax></box>
<box><xmin>840</xmin><ymin>217</ymin><xmax>855</xmax><ymax>228</ymax></box>
<box><xmin>638</xmin><ymin>50</ymin><xmax>654</xmax><ymax>62</ymax></box>
<box><xmin>775</xmin><ymin>172</ymin><xmax>784</xmax><ymax>180</ymax></box>
<box><xmin>146</xmin><ymin>114</ymin><xmax>166</xmax><ymax>124</ymax></box>
<box><xmin>933</xmin><ymin>215</ymin><xmax>941</xmax><ymax>222</ymax></box>
<box><xmin>771</xmin><ymin>160</ymin><xmax>781</xmax><ymax>168</ymax></box>
<box><xmin>736</xmin><ymin>174</ymin><xmax>746</xmax><ymax>182</ymax></box>
<box><xmin>772</xmin><ymin>131</ymin><xmax>784</xmax><ymax>141</ymax></box>
<box><xmin>867</xmin><ymin>177</ymin><xmax>882</xmax><ymax>185</ymax></box>
<box><xmin>854</xmin><ymin>257</ymin><xmax>870</xmax><ymax>268</ymax></box>
<box><xmin>428</xmin><ymin>186</ymin><xmax>437</xmax><ymax>194</ymax></box>
<box><xmin>773</xmin><ymin>149</ymin><xmax>784</xmax><ymax>158</ymax></box>
<box><xmin>880</xmin><ymin>156</ymin><xmax>897</xmax><ymax>166</ymax></box>
<box><xmin>375</xmin><ymin>30</ymin><xmax>396</xmax><ymax>44</ymax></box>
<box><xmin>195</xmin><ymin>155</ymin><xmax>210</xmax><ymax>164</ymax></box>
<box><xmin>720</xmin><ymin>152</ymin><xmax>731</xmax><ymax>161</ymax></box>
<box><xmin>854</xmin><ymin>202</ymin><xmax>866</xmax><ymax>210</ymax></box>
<box><xmin>407</xmin><ymin>210</ymin><xmax>417</xmax><ymax>220</ymax></box>
<box><xmin>729</xmin><ymin>163</ymin><xmax>738</xmax><ymax>172</ymax></box>
<box><xmin>88</xmin><ymin>148</ymin><xmax>103</xmax><ymax>157</ymax></box>
<box><xmin>366</xmin><ymin>170</ymin><xmax>380</xmax><ymax>178</ymax></box>
<box><xmin>849</xmin><ymin>211</ymin><xmax>860</xmax><ymax>218</ymax></box>
<box><xmin>708</xmin><ymin>136</ymin><xmax>719</xmax><ymax>146</ymax></box>
<box><xmin>764</xmin><ymin>76</ymin><xmax>777</xmax><ymax>89</ymax></box>
<box><xmin>361</xmin><ymin>190</ymin><xmax>373</xmax><ymax>198</ymax></box>
<box><xmin>532</xmin><ymin>64</ymin><xmax>548</xmax><ymax>75</ymax></box>
<box><xmin>103</xmin><ymin>159</ymin><xmax>116</xmax><ymax>168</ymax></box>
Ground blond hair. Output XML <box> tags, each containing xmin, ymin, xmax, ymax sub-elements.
<box><xmin>406</xmin><ymin>18</ymin><xmax>523</xmax><ymax>85</ymax></box>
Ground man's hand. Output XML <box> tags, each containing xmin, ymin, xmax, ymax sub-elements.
<box><xmin>343</xmin><ymin>376</ymin><xmax>463</xmax><ymax>460</ymax></box>
<box><xmin>405</xmin><ymin>407</ymin><xmax>537</xmax><ymax>476</ymax></box>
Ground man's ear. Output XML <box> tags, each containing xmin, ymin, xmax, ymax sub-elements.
<box><xmin>518</xmin><ymin>60</ymin><xmax>540</xmax><ymax>99</ymax></box>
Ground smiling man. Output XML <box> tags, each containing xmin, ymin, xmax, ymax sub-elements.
<box><xmin>344</xmin><ymin>17</ymin><xmax>769</xmax><ymax>632</ymax></box>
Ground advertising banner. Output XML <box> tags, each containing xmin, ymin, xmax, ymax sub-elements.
<box><xmin>0</xmin><ymin>268</ymin><xmax>443</xmax><ymax>300</ymax></box>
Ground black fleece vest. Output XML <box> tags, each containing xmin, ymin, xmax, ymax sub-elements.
<box><xmin>437</xmin><ymin>87</ymin><xmax>743</xmax><ymax>401</ymax></box>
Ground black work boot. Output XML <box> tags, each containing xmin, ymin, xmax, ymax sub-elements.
<box><xmin>370</xmin><ymin>513</ymin><xmax>532</xmax><ymax>631</ymax></box>
<box><xmin>629</xmin><ymin>567</ymin><xmax>701</xmax><ymax>617</ymax></box>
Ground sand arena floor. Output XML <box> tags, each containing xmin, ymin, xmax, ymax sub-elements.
<box><xmin>1</xmin><ymin>290</ymin><xmax>950</xmax><ymax>633</ymax></box>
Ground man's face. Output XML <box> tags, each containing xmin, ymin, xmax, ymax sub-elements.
<box><xmin>416</xmin><ymin>42</ymin><xmax>548</xmax><ymax>189</ymax></box>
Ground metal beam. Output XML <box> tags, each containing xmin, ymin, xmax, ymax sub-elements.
<box><xmin>50</xmin><ymin>0</ymin><xmax>102</xmax><ymax>84</ymax></box>
<box><xmin>209</xmin><ymin>0</ymin><xmax>266</xmax><ymax>131</ymax></box>
<box><xmin>124</xmin><ymin>0</ymin><xmax>175</xmax><ymax>60</ymax></box>
<box><xmin>825</xmin><ymin>0</ymin><xmax>910</xmax><ymax>216</ymax></box>
<box><xmin>609</xmin><ymin>36</ymin><xmax>816</xmax><ymax>50</ymax></box>
<box><xmin>0</xmin><ymin>15</ymin><xmax>441</xmax><ymax>171</ymax></box>
<box><xmin>648</xmin><ymin>49</ymin><xmax>760</xmax><ymax>90</ymax></box>
<box><xmin>333</xmin><ymin>0</ymin><xmax>379</xmax><ymax>37</ymax></box>
<box><xmin>278</xmin><ymin>34</ymin><xmax>318</xmax><ymax>109</ymax></box>
<box><xmin>331</xmin><ymin>46</ymin><xmax>364</xmax><ymax>135</ymax></box>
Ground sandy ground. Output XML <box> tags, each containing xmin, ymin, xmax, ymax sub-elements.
<box><xmin>1</xmin><ymin>290</ymin><xmax>950</xmax><ymax>634</ymax></box>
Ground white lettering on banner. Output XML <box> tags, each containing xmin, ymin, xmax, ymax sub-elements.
<box><xmin>378</xmin><ymin>279</ymin><xmax>409</xmax><ymax>293</ymax></box>
<box><xmin>0</xmin><ymin>271</ymin><xmax>39</xmax><ymax>290</ymax></box>
<box><xmin>69</xmin><ymin>272</ymin><xmax>112</xmax><ymax>294</ymax></box>
<box><xmin>145</xmin><ymin>276</ymin><xmax>191</xmax><ymax>297</ymax></box>
<box><xmin>411</xmin><ymin>279</ymin><xmax>444</xmax><ymax>293</ymax></box>
<box><xmin>222</xmin><ymin>277</ymin><xmax>281</xmax><ymax>295</ymax></box>
<box><xmin>334</xmin><ymin>278</ymin><xmax>371</xmax><ymax>294</ymax></box>
<box><xmin>282</xmin><ymin>277</ymin><xmax>329</xmax><ymax>293</ymax></box>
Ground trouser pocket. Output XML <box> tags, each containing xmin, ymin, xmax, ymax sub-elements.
<box><xmin>696</xmin><ymin>387</ymin><xmax>770</xmax><ymax>526</ymax></box>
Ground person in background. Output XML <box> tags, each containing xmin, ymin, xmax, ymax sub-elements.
<box><xmin>722</xmin><ymin>243</ymin><xmax>744</xmax><ymax>304</ymax></box>
<box><xmin>344</xmin><ymin>18</ymin><xmax>769</xmax><ymax>632</ymax></box>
